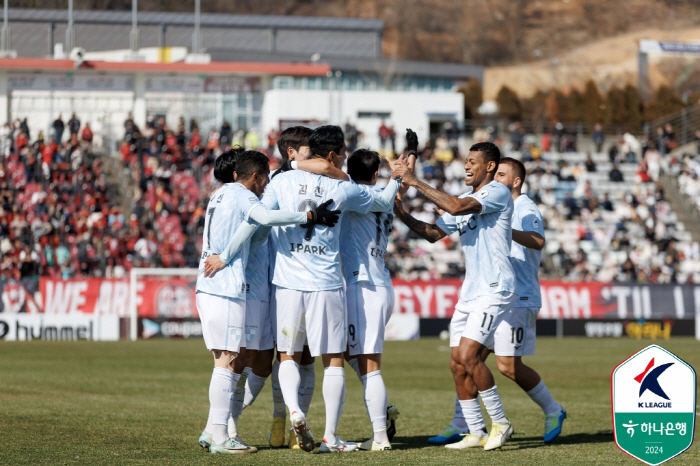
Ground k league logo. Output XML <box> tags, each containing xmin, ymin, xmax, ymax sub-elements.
<box><xmin>635</xmin><ymin>358</ymin><xmax>673</xmax><ymax>405</ymax></box>
<box><xmin>612</xmin><ymin>345</ymin><xmax>696</xmax><ymax>465</ymax></box>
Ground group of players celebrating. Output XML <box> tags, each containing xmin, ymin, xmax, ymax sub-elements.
<box><xmin>193</xmin><ymin>124</ymin><xmax>567</xmax><ymax>454</ymax></box>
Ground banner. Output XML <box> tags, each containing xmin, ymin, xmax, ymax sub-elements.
<box><xmin>392</xmin><ymin>280</ymin><xmax>700</xmax><ymax>320</ymax></box>
<box><xmin>0</xmin><ymin>279</ymin><xmax>40</xmax><ymax>314</ymax></box>
<box><xmin>36</xmin><ymin>277</ymin><xmax>700</xmax><ymax>320</ymax></box>
<box><xmin>0</xmin><ymin>313</ymin><xmax>119</xmax><ymax>341</ymax></box>
<box><xmin>39</xmin><ymin>277</ymin><xmax>198</xmax><ymax>318</ymax></box>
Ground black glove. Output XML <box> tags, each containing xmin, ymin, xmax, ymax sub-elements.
<box><xmin>309</xmin><ymin>199</ymin><xmax>341</xmax><ymax>227</ymax></box>
<box><xmin>406</xmin><ymin>128</ymin><xmax>419</xmax><ymax>153</ymax></box>
<box><xmin>271</xmin><ymin>160</ymin><xmax>293</xmax><ymax>179</ymax></box>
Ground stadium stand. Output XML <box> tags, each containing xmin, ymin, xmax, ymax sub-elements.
<box><xmin>2</xmin><ymin>115</ymin><xmax>699</xmax><ymax>285</ymax></box>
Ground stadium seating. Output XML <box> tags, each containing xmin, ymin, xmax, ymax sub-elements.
<box><xmin>2</xmin><ymin>116</ymin><xmax>699</xmax><ymax>285</ymax></box>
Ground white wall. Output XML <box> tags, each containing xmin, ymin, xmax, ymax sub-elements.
<box><xmin>262</xmin><ymin>89</ymin><xmax>464</xmax><ymax>152</ymax></box>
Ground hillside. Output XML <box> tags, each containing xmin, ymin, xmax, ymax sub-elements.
<box><xmin>10</xmin><ymin>0</ymin><xmax>700</xmax><ymax>67</ymax></box>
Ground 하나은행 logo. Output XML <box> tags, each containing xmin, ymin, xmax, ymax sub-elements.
<box><xmin>612</xmin><ymin>345</ymin><xmax>696</xmax><ymax>465</ymax></box>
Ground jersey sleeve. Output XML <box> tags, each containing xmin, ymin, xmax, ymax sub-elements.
<box><xmin>435</xmin><ymin>211</ymin><xmax>460</xmax><ymax>235</ymax></box>
<box><xmin>220</xmin><ymin>220</ymin><xmax>258</xmax><ymax>264</ymax></box>
<box><xmin>329</xmin><ymin>182</ymin><xmax>373</xmax><ymax>214</ymax></box>
<box><xmin>520</xmin><ymin>209</ymin><xmax>545</xmax><ymax>237</ymax></box>
<box><xmin>261</xmin><ymin>182</ymin><xmax>279</xmax><ymax>210</ymax></box>
<box><xmin>473</xmin><ymin>184</ymin><xmax>510</xmax><ymax>215</ymax></box>
<box><xmin>248</xmin><ymin>204</ymin><xmax>308</xmax><ymax>226</ymax></box>
<box><xmin>369</xmin><ymin>178</ymin><xmax>400</xmax><ymax>212</ymax></box>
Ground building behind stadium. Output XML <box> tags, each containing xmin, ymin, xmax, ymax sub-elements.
<box><xmin>0</xmin><ymin>8</ymin><xmax>482</xmax><ymax>151</ymax></box>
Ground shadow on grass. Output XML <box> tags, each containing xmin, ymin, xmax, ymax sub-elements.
<box><xmin>388</xmin><ymin>431</ymin><xmax>614</xmax><ymax>451</ymax></box>
<box><xmin>506</xmin><ymin>430</ymin><xmax>614</xmax><ymax>450</ymax></box>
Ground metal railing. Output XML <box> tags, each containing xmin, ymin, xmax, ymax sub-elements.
<box><xmin>646</xmin><ymin>103</ymin><xmax>700</xmax><ymax>146</ymax></box>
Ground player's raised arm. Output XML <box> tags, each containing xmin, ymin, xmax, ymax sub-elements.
<box><xmin>393</xmin><ymin>191</ymin><xmax>447</xmax><ymax>243</ymax></box>
<box><xmin>273</xmin><ymin>158</ymin><xmax>350</xmax><ymax>181</ymax></box>
<box><xmin>389</xmin><ymin>158</ymin><xmax>482</xmax><ymax>216</ymax></box>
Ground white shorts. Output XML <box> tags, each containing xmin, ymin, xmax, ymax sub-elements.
<box><xmin>275</xmin><ymin>286</ymin><xmax>346</xmax><ymax>357</ymax></box>
<box><xmin>449</xmin><ymin>292</ymin><xmax>516</xmax><ymax>347</ymax></box>
<box><xmin>196</xmin><ymin>291</ymin><xmax>245</xmax><ymax>353</ymax></box>
<box><xmin>269</xmin><ymin>285</ymin><xmax>278</xmax><ymax>345</ymax></box>
<box><xmin>492</xmin><ymin>307</ymin><xmax>538</xmax><ymax>356</ymax></box>
<box><xmin>244</xmin><ymin>299</ymin><xmax>275</xmax><ymax>351</ymax></box>
<box><xmin>346</xmin><ymin>282</ymin><xmax>395</xmax><ymax>356</ymax></box>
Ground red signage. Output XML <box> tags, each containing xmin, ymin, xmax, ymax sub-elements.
<box><xmin>33</xmin><ymin>278</ymin><xmax>699</xmax><ymax>320</ymax></box>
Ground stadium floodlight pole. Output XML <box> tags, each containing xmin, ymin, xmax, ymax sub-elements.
<box><xmin>1</xmin><ymin>0</ymin><xmax>8</xmax><ymax>51</ymax></box>
<box><xmin>130</xmin><ymin>0</ymin><xmax>138</xmax><ymax>52</ymax></box>
<box><xmin>192</xmin><ymin>0</ymin><xmax>201</xmax><ymax>54</ymax></box>
<box><xmin>65</xmin><ymin>0</ymin><xmax>73</xmax><ymax>52</ymax></box>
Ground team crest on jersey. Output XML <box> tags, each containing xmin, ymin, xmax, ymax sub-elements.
<box><xmin>532</xmin><ymin>218</ymin><xmax>540</xmax><ymax>229</ymax></box>
<box><xmin>478</xmin><ymin>189</ymin><xmax>489</xmax><ymax>198</ymax></box>
<box><xmin>249</xmin><ymin>197</ymin><xmax>259</xmax><ymax>204</ymax></box>
<box><xmin>246</xmin><ymin>327</ymin><xmax>257</xmax><ymax>342</ymax></box>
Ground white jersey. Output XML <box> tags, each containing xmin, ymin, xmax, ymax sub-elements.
<box><xmin>245</xmin><ymin>236</ymin><xmax>270</xmax><ymax>302</ymax></box>
<box><xmin>510</xmin><ymin>194</ymin><xmax>544</xmax><ymax>308</ymax></box>
<box><xmin>340</xmin><ymin>184</ymin><xmax>394</xmax><ymax>286</ymax></box>
<box><xmin>262</xmin><ymin>170</ymin><xmax>374</xmax><ymax>291</ymax></box>
<box><xmin>196</xmin><ymin>183</ymin><xmax>261</xmax><ymax>299</ymax></box>
<box><xmin>435</xmin><ymin>180</ymin><xmax>516</xmax><ymax>308</ymax></box>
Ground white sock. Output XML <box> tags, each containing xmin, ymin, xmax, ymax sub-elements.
<box><xmin>231</xmin><ymin>367</ymin><xmax>250</xmax><ymax>418</ymax></box>
<box><xmin>527</xmin><ymin>380</ymin><xmax>560</xmax><ymax>415</ymax></box>
<box><xmin>228</xmin><ymin>367</ymin><xmax>250</xmax><ymax>437</ymax></box>
<box><xmin>206</xmin><ymin>368</ymin><xmax>239</xmax><ymax>445</ymax></box>
<box><xmin>278</xmin><ymin>360</ymin><xmax>303</xmax><ymax>418</ymax></box>
<box><xmin>459</xmin><ymin>398</ymin><xmax>486</xmax><ymax>437</ymax></box>
<box><xmin>362</xmin><ymin>371</ymin><xmax>388</xmax><ymax>444</ymax></box>
<box><xmin>346</xmin><ymin>357</ymin><xmax>362</xmax><ymax>380</ymax></box>
<box><xmin>452</xmin><ymin>395</ymin><xmax>469</xmax><ymax>432</ymax></box>
<box><xmin>479</xmin><ymin>386</ymin><xmax>508</xmax><ymax>425</ymax></box>
<box><xmin>299</xmin><ymin>363</ymin><xmax>316</xmax><ymax>417</ymax></box>
<box><xmin>322</xmin><ymin>367</ymin><xmax>346</xmax><ymax>445</ymax></box>
<box><xmin>271</xmin><ymin>359</ymin><xmax>286</xmax><ymax>418</ymax></box>
<box><xmin>243</xmin><ymin>373</ymin><xmax>267</xmax><ymax>409</ymax></box>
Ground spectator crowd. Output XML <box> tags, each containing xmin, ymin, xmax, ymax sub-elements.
<box><xmin>2</xmin><ymin>114</ymin><xmax>699</xmax><ymax>291</ymax></box>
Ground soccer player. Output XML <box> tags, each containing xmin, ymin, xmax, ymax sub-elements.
<box><xmin>390</xmin><ymin>141</ymin><xmax>516</xmax><ymax>451</ymax></box>
<box><xmin>491</xmin><ymin>157</ymin><xmax>566</xmax><ymax>442</ymax></box>
<box><xmin>196</xmin><ymin>150</ymin><xmax>339</xmax><ymax>454</ymax></box>
<box><xmin>263</xmin><ymin>125</ymin><xmax>401</xmax><ymax>453</ymax></box>
<box><xmin>204</xmin><ymin>130</ymin><xmax>348</xmax><ymax>450</ymax></box>
<box><xmin>340</xmin><ymin>149</ymin><xmax>400</xmax><ymax>451</ymax></box>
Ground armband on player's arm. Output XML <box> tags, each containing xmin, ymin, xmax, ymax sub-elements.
<box><xmin>294</xmin><ymin>159</ymin><xmax>350</xmax><ymax>181</ymax></box>
<box><xmin>512</xmin><ymin>229</ymin><xmax>545</xmax><ymax>251</ymax></box>
<box><xmin>370</xmin><ymin>177</ymin><xmax>401</xmax><ymax>212</ymax></box>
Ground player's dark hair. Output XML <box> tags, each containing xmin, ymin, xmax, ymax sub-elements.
<box><xmin>213</xmin><ymin>147</ymin><xmax>244</xmax><ymax>183</ymax></box>
<box><xmin>470</xmin><ymin>141</ymin><xmax>500</xmax><ymax>173</ymax></box>
<box><xmin>347</xmin><ymin>149</ymin><xmax>380</xmax><ymax>182</ymax></box>
<box><xmin>309</xmin><ymin>125</ymin><xmax>345</xmax><ymax>159</ymax></box>
<box><xmin>235</xmin><ymin>150</ymin><xmax>270</xmax><ymax>181</ymax></box>
<box><xmin>277</xmin><ymin>126</ymin><xmax>313</xmax><ymax>161</ymax></box>
<box><xmin>499</xmin><ymin>157</ymin><xmax>527</xmax><ymax>184</ymax></box>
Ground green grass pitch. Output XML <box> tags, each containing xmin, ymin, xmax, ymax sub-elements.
<box><xmin>0</xmin><ymin>337</ymin><xmax>697</xmax><ymax>465</ymax></box>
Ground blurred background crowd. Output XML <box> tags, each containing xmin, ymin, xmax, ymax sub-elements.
<box><xmin>2</xmin><ymin>112</ymin><xmax>700</xmax><ymax>295</ymax></box>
